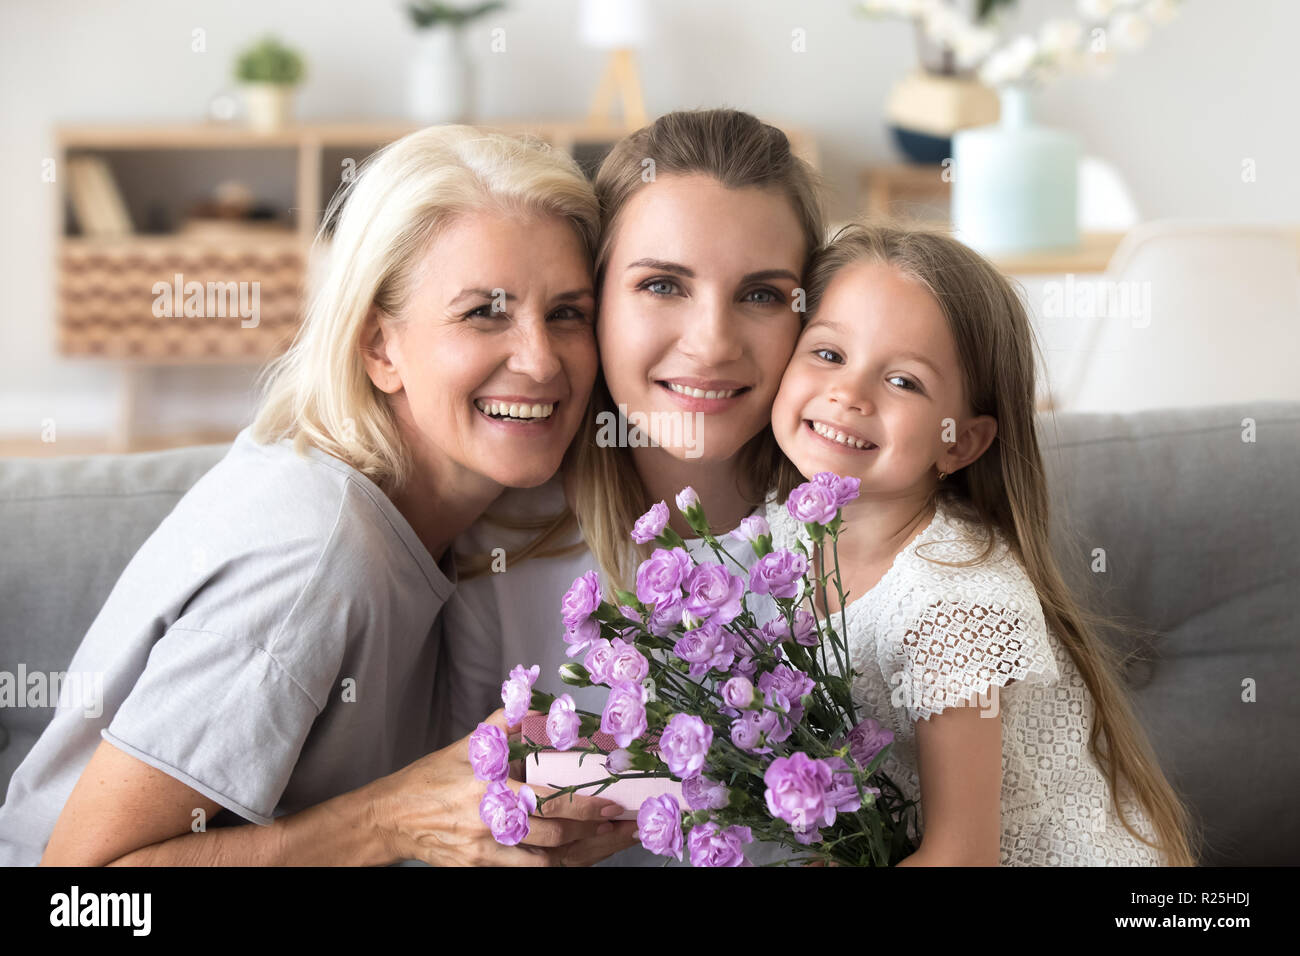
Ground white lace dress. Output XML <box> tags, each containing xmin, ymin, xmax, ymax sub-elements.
<box><xmin>766</xmin><ymin>499</ymin><xmax>1166</xmax><ymax>866</ymax></box>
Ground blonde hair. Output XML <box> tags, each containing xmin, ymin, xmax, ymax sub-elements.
<box><xmin>251</xmin><ymin>125</ymin><xmax>601</xmax><ymax>494</ymax></box>
<box><xmin>803</xmin><ymin>221</ymin><xmax>1200</xmax><ymax>867</ymax></box>
<box><xmin>568</xmin><ymin>109</ymin><xmax>825</xmax><ymax>592</ymax></box>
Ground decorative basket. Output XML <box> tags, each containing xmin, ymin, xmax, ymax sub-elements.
<box><xmin>59</xmin><ymin>241</ymin><xmax>304</xmax><ymax>360</ymax></box>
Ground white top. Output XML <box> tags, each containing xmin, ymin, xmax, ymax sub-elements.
<box><xmin>0</xmin><ymin>428</ymin><xmax>455</xmax><ymax>866</ymax></box>
<box><xmin>766</xmin><ymin>498</ymin><xmax>1166</xmax><ymax>866</ymax></box>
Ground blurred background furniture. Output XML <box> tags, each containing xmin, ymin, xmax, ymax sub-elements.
<box><xmin>49</xmin><ymin>118</ymin><xmax>816</xmax><ymax>454</ymax></box>
<box><xmin>3</xmin><ymin>402</ymin><xmax>1296</xmax><ymax>865</ymax></box>
<box><xmin>1061</xmin><ymin>221</ymin><xmax>1300</xmax><ymax>412</ymax></box>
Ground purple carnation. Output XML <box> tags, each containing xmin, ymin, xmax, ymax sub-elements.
<box><xmin>583</xmin><ymin>639</ymin><xmax>615</xmax><ymax>685</ymax></box>
<box><xmin>688</xmin><ymin>822</ymin><xmax>753</xmax><ymax>867</ymax></box>
<box><xmin>501</xmin><ymin>664</ymin><xmax>540</xmax><ymax>726</ymax></box>
<box><xmin>763</xmin><ymin>752</ymin><xmax>833</xmax><ymax>840</ymax></box>
<box><xmin>660</xmin><ymin>713</ymin><xmax>713</xmax><ymax>780</ymax></box>
<box><xmin>791</xmin><ymin>610</ymin><xmax>819</xmax><ymax>646</ymax></box>
<box><xmin>546</xmin><ymin>694</ymin><xmax>581</xmax><ymax>751</ymax></box>
<box><xmin>635</xmin><ymin>548</ymin><xmax>693</xmax><ymax>610</ymax></box>
<box><xmin>606</xmin><ymin>637</ymin><xmax>649</xmax><ymax>685</ymax></box>
<box><xmin>637</xmin><ymin>794</ymin><xmax>684</xmax><ymax>860</ymax></box>
<box><xmin>721</xmin><ymin>675</ymin><xmax>754</xmax><ymax>710</ymax></box>
<box><xmin>468</xmin><ymin>722</ymin><xmax>510</xmax><ymax>782</ymax></box>
<box><xmin>813</xmin><ymin>471</ymin><xmax>861</xmax><ymax>508</ymax></box>
<box><xmin>824</xmin><ymin>756</ymin><xmax>865</xmax><ymax>819</ymax></box>
<box><xmin>728</xmin><ymin>514</ymin><xmax>770</xmax><ymax>545</ymax></box>
<box><xmin>848</xmin><ymin>717</ymin><xmax>894</xmax><ymax>770</ymax></box>
<box><xmin>647</xmin><ymin>597</ymin><xmax>683</xmax><ymax>636</ymax></box>
<box><xmin>762</xmin><ymin>610</ymin><xmax>818</xmax><ymax>647</ymax></box>
<box><xmin>748</xmin><ymin>549</ymin><xmax>807</xmax><ymax>600</ymax></box>
<box><xmin>730</xmin><ymin>650</ymin><xmax>758</xmax><ymax>681</ymax></box>
<box><xmin>632</xmin><ymin>501</ymin><xmax>670</xmax><ymax>544</ymax></box>
<box><xmin>480</xmin><ymin>780</ymin><xmax>536</xmax><ymax>846</ymax></box>
<box><xmin>681</xmin><ymin>775</ymin><xmax>730</xmax><ymax>811</ymax></box>
<box><xmin>600</xmin><ymin>681</ymin><xmax>648</xmax><ymax>748</ymax></box>
<box><xmin>758</xmin><ymin>664</ymin><xmax>815</xmax><ymax>724</ymax></box>
<box><xmin>673</xmin><ymin>620</ymin><xmax>735</xmax><ymax>679</ymax></box>
<box><xmin>563</xmin><ymin>617</ymin><xmax>600</xmax><ymax>658</ymax></box>
<box><xmin>561</xmin><ymin>571</ymin><xmax>602</xmax><ymax>628</ymax></box>
<box><xmin>675</xmin><ymin>487</ymin><xmax>699</xmax><ymax>511</ymax></box>
<box><xmin>786</xmin><ymin>481</ymin><xmax>840</xmax><ymax>526</ymax></box>
<box><xmin>730</xmin><ymin>708</ymin><xmax>779</xmax><ymax>754</ymax></box>
<box><xmin>682</xmin><ymin>563</ymin><xmax>746</xmax><ymax>625</ymax></box>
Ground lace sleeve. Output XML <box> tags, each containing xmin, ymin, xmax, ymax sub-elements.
<box><xmin>896</xmin><ymin>597</ymin><xmax>1058</xmax><ymax>723</ymax></box>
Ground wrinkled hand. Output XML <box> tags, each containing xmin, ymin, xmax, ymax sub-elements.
<box><xmin>372</xmin><ymin>708</ymin><xmax>638</xmax><ymax>866</ymax></box>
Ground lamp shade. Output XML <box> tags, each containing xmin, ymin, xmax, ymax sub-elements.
<box><xmin>579</xmin><ymin>0</ymin><xmax>649</xmax><ymax>49</ymax></box>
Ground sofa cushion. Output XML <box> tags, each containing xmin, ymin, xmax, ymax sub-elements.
<box><xmin>1042</xmin><ymin>402</ymin><xmax>1299</xmax><ymax>864</ymax></box>
<box><xmin>0</xmin><ymin>444</ymin><xmax>228</xmax><ymax>793</ymax></box>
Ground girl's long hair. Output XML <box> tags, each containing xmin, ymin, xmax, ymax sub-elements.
<box><xmin>803</xmin><ymin>222</ymin><xmax>1200</xmax><ymax>867</ymax></box>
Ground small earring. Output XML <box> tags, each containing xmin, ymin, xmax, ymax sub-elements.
<box><xmin>938</xmin><ymin>470</ymin><xmax>948</xmax><ymax>481</ymax></box>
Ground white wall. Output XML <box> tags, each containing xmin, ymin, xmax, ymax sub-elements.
<box><xmin>2</xmin><ymin>0</ymin><xmax>1296</xmax><ymax>438</ymax></box>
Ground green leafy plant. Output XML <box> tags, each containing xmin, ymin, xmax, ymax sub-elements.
<box><xmin>234</xmin><ymin>36</ymin><xmax>306</xmax><ymax>86</ymax></box>
<box><xmin>405</xmin><ymin>1</ymin><xmax>506</xmax><ymax>29</ymax></box>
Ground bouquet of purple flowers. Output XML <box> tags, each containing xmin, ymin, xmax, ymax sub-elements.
<box><xmin>470</xmin><ymin>473</ymin><xmax>919</xmax><ymax>866</ymax></box>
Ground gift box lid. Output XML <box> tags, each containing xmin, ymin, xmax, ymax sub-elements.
<box><xmin>521</xmin><ymin>714</ymin><xmax>661</xmax><ymax>753</ymax></box>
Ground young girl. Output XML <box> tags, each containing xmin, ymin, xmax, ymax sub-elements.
<box><xmin>767</xmin><ymin>223</ymin><xmax>1198</xmax><ymax>866</ymax></box>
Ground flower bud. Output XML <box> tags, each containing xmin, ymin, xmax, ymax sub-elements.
<box><xmin>606</xmin><ymin>748</ymin><xmax>634</xmax><ymax>773</ymax></box>
<box><xmin>558</xmin><ymin>662</ymin><xmax>591</xmax><ymax>687</ymax></box>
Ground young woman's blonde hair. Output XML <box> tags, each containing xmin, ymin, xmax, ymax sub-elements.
<box><xmin>251</xmin><ymin>125</ymin><xmax>601</xmax><ymax>499</ymax></box>
<box><xmin>802</xmin><ymin>221</ymin><xmax>1200</xmax><ymax>867</ymax></box>
<box><xmin>567</xmin><ymin>108</ymin><xmax>825</xmax><ymax>592</ymax></box>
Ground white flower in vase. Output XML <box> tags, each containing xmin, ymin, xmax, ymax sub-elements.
<box><xmin>1077</xmin><ymin>0</ymin><xmax>1117</xmax><ymax>19</ymax></box>
<box><xmin>1039</xmin><ymin>19</ymin><xmax>1085</xmax><ymax>67</ymax></box>
<box><xmin>1109</xmin><ymin>9</ymin><xmax>1152</xmax><ymax>51</ymax></box>
<box><xmin>979</xmin><ymin>34</ymin><xmax>1039</xmax><ymax>88</ymax></box>
<box><xmin>1143</xmin><ymin>0</ymin><xmax>1181</xmax><ymax>26</ymax></box>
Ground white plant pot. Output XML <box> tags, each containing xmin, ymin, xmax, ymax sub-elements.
<box><xmin>243</xmin><ymin>84</ymin><xmax>294</xmax><ymax>133</ymax></box>
<box><xmin>408</xmin><ymin>26</ymin><xmax>470</xmax><ymax>124</ymax></box>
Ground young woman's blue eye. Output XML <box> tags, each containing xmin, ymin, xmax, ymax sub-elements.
<box><xmin>642</xmin><ymin>278</ymin><xmax>680</xmax><ymax>296</ymax></box>
<box><xmin>744</xmin><ymin>287</ymin><xmax>781</xmax><ymax>305</ymax></box>
<box><xmin>813</xmin><ymin>348</ymin><xmax>843</xmax><ymax>364</ymax></box>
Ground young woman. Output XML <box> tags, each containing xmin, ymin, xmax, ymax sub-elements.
<box><xmin>0</xmin><ymin>125</ymin><xmax>630</xmax><ymax>867</ymax></box>
<box><xmin>440</xmin><ymin>109</ymin><xmax>825</xmax><ymax>864</ymax></box>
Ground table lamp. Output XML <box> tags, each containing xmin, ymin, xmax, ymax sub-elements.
<box><xmin>579</xmin><ymin>0</ymin><xmax>649</xmax><ymax>128</ymax></box>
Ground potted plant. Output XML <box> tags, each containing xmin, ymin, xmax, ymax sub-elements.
<box><xmin>235</xmin><ymin>36</ymin><xmax>306</xmax><ymax>133</ymax></box>
<box><xmin>405</xmin><ymin>1</ymin><xmax>506</xmax><ymax>124</ymax></box>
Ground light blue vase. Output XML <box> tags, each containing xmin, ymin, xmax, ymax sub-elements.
<box><xmin>951</xmin><ymin>85</ymin><xmax>1079</xmax><ymax>255</ymax></box>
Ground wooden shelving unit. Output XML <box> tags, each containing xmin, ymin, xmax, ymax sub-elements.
<box><xmin>51</xmin><ymin>119</ymin><xmax>818</xmax><ymax>452</ymax></box>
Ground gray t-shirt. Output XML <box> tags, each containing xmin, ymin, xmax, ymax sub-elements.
<box><xmin>0</xmin><ymin>427</ymin><xmax>455</xmax><ymax>865</ymax></box>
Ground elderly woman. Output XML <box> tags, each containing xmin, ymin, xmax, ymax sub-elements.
<box><xmin>0</xmin><ymin>125</ymin><xmax>637</xmax><ymax>866</ymax></box>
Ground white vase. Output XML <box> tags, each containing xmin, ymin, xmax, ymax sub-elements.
<box><xmin>408</xmin><ymin>26</ymin><xmax>470</xmax><ymax>124</ymax></box>
<box><xmin>951</xmin><ymin>85</ymin><xmax>1079</xmax><ymax>255</ymax></box>
<box><xmin>242</xmin><ymin>84</ymin><xmax>294</xmax><ymax>133</ymax></box>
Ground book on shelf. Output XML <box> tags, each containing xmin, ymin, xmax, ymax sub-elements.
<box><xmin>66</xmin><ymin>155</ymin><xmax>133</xmax><ymax>237</ymax></box>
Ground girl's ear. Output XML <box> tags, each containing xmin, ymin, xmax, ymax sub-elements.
<box><xmin>360</xmin><ymin>308</ymin><xmax>404</xmax><ymax>395</ymax></box>
<box><xmin>938</xmin><ymin>415</ymin><xmax>997</xmax><ymax>475</ymax></box>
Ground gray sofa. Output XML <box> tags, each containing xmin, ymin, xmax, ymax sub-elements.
<box><xmin>2</xmin><ymin>403</ymin><xmax>1296</xmax><ymax>865</ymax></box>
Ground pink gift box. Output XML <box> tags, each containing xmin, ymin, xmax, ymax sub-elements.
<box><xmin>520</xmin><ymin>715</ymin><xmax>682</xmax><ymax>822</ymax></box>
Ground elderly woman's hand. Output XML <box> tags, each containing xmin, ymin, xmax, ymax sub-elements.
<box><xmin>371</xmin><ymin>708</ymin><xmax>639</xmax><ymax>866</ymax></box>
